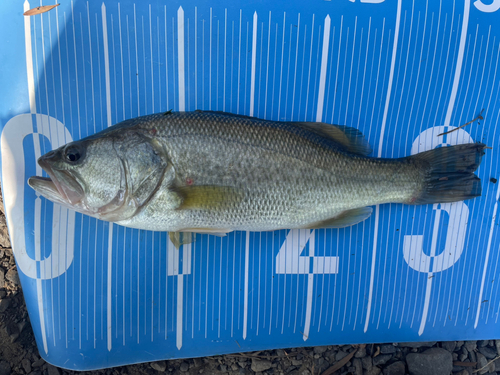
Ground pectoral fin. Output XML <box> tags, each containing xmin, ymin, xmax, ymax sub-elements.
<box><xmin>175</xmin><ymin>185</ymin><xmax>243</xmax><ymax>210</ymax></box>
<box><xmin>305</xmin><ymin>207</ymin><xmax>373</xmax><ymax>229</ymax></box>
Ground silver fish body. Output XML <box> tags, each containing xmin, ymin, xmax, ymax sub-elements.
<box><xmin>28</xmin><ymin>111</ymin><xmax>485</xmax><ymax>236</ymax></box>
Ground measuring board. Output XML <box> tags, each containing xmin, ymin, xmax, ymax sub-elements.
<box><xmin>0</xmin><ymin>0</ymin><xmax>499</xmax><ymax>370</ymax></box>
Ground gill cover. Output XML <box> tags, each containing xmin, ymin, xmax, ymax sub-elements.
<box><xmin>112</xmin><ymin>133</ymin><xmax>169</xmax><ymax>212</ymax></box>
<box><xmin>29</xmin><ymin>130</ymin><xmax>169</xmax><ymax>223</ymax></box>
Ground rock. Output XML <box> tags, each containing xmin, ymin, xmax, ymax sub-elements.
<box><xmin>9</xmin><ymin>332</ymin><xmax>19</xmax><ymax>343</ymax></box>
<box><xmin>21</xmin><ymin>358</ymin><xmax>31</xmax><ymax>374</ymax></box>
<box><xmin>494</xmin><ymin>357</ymin><xmax>500</xmax><ymax>371</ymax></box>
<box><xmin>469</xmin><ymin>350</ymin><xmax>477</xmax><ymax>363</ymax></box>
<box><xmin>380</xmin><ymin>345</ymin><xmax>397</xmax><ymax>354</ymax></box>
<box><xmin>0</xmin><ymin>361</ymin><xmax>10</xmax><ymax>375</ymax></box>
<box><xmin>496</xmin><ymin>340</ymin><xmax>500</xmax><ymax>356</ymax></box>
<box><xmin>459</xmin><ymin>347</ymin><xmax>468</xmax><ymax>362</ymax></box>
<box><xmin>383</xmin><ymin>361</ymin><xmax>406</xmax><ymax>375</ymax></box>
<box><xmin>373</xmin><ymin>355</ymin><xmax>392</xmax><ymax>366</ymax></box>
<box><xmin>18</xmin><ymin>320</ymin><xmax>27</xmax><ymax>333</ymax></box>
<box><xmin>32</xmin><ymin>358</ymin><xmax>45</xmax><ymax>368</ymax></box>
<box><xmin>251</xmin><ymin>359</ymin><xmax>272</xmax><ymax>372</ymax></box>
<box><xmin>180</xmin><ymin>362</ymin><xmax>189</xmax><ymax>372</ymax></box>
<box><xmin>314</xmin><ymin>346</ymin><xmax>328</xmax><ymax>354</ymax></box>
<box><xmin>365</xmin><ymin>367</ymin><xmax>382</xmax><ymax>375</ymax></box>
<box><xmin>335</xmin><ymin>351</ymin><xmax>349</xmax><ymax>361</ymax></box>
<box><xmin>316</xmin><ymin>358</ymin><xmax>329</xmax><ymax>373</ymax></box>
<box><xmin>352</xmin><ymin>358</ymin><xmax>363</xmax><ymax>375</ymax></box>
<box><xmin>0</xmin><ymin>225</ymin><xmax>10</xmax><ymax>248</ymax></box>
<box><xmin>5</xmin><ymin>269</ymin><xmax>19</xmax><ymax>286</ymax></box>
<box><xmin>0</xmin><ymin>267</ymin><xmax>4</xmax><ymax>289</ymax></box>
<box><xmin>292</xmin><ymin>359</ymin><xmax>302</xmax><ymax>366</ymax></box>
<box><xmin>441</xmin><ymin>342</ymin><xmax>457</xmax><ymax>353</ymax></box>
<box><xmin>479</xmin><ymin>346</ymin><xmax>497</xmax><ymax>359</ymax></box>
<box><xmin>406</xmin><ymin>348</ymin><xmax>453</xmax><ymax>375</ymax></box>
<box><xmin>0</xmin><ymin>298</ymin><xmax>10</xmax><ymax>313</ymax></box>
<box><xmin>476</xmin><ymin>352</ymin><xmax>494</xmax><ymax>375</ymax></box>
<box><xmin>193</xmin><ymin>358</ymin><xmax>203</xmax><ymax>367</ymax></box>
<box><xmin>478</xmin><ymin>340</ymin><xmax>489</xmax><ymax>348</ymax></box>
<box><xmin>150</xmin><ymin>361</ymin><xmax>167</xmax><ymax>372</ymax></box>
<box><xmin>0</xmin><ymin>291</ymin><xmax>4</xmax><ymax>299</ymax></box>
<box><xmin>456</xmin><ymin>341</ymin><xmax>465</xmax><ymax>349</ymax></box>
<box><xmin>398</xmin><ymin>342</ymin><xmax>437</xmax><ymax>349</ymax></box>
<box><xmin>464</xmin><ymin>341</ymin><xmax>477</xmax><ymax>353</ymax></box>
<box><xmin>219</xmin><ymin>364</ymin><xmax>227</xmax><ymax>372</ymax></box>
<box><xmin>362</xmin><ymin>356</ymin><xmax>373</xmax><ymax>370</ymax></box>
<box><xmin>47</xmin><ymin>364</ymin><xmax>60</xmax><ymax>375</ymax></box>
<box><xmin>276</xmin><ymin>349</ymin><xmax>286</xmax><ymax>357</ymax></box>
<box><xmin>354</xmin><ymin>346</ymin><xmax>367</xmax><ymax>358</ymax></box>
<box><xmin>456</xmin><ymin>371</ymin><xmax>469</xmax><ymax>375</ymax></box>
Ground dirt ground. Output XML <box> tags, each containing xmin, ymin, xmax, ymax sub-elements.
<box><xmin>0</xmin><ymin>187</ymin><xmax>497</xmax><ymax>375</ymax></box>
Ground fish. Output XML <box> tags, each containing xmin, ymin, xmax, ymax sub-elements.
<box><xmin>28</xmin><ymin>110</ymin><xmax>486</xmax><ymax>247</ymax></box>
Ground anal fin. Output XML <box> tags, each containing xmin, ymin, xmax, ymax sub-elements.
<box><xmin>182</xmin><ymin>228</ymin><xmax>233</xmax><ymax>237</ymax></box>
<box><xmin>169</xmin><ymin>228</ymin><xmax>233</xmax><ymax>249</ymax></box>
<box><xmin>305</xmin><ymin>207</ymin><xmax>373</xmax><ymax>229</ymax></box>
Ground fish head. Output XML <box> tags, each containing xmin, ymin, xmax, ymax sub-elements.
<box><xmin>28</xmin><ymin>130</ymin><xmax>169</xmax><ymax>222</ymax></box>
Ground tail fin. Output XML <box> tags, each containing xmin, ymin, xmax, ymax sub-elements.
<box><xmin>408</xmin><ymin>143</ymin><xmax>486</xmax><ymax>205</ymax></box>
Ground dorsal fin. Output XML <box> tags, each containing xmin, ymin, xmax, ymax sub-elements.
<box><xmin>294</xmin><ymin>122</ymin><xmax>372</xmax><ymax>156</ymax></box>
<box><xmin>195</xmin><ymin>111</ymin><xmax>372</xmax><ymax>156</ymax></box>
<box><xmin>195</xmin><ymin>110</ymin><xmax>256</xmax><ymax>121</ymax></box>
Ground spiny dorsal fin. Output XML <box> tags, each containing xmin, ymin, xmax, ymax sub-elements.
<box><xmin>304</xmin><ymin>207</ymin><xmax>373</xmax><ymax>229</ymax></box>
<box><xmin>174</xmin><ymin>185</ymin><xmax>244</xmax><ymax>210</ymax></box>
<box><xmin>294</xmin><ymin>122</ymin><xmax>372</xmax><ymax>156</ymax></box>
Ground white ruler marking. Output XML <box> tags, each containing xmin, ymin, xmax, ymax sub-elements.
<box><xmin>365</xmin><ymin>0</ymin><xmax>402</xmax><ymax>333</ymax></box>
<box><xmin>101</xmin><ymin>3</ymin><xmax>114</xmax><ymax>351</ymax></box>
<box><xmin>444</xmin><ymin>0</ymin><xmax>470</xmax><ymax>125</ymax></box>
<box><xmin>250</xmin><ymin>12</ymin><xmax>258</xmax><ymax>116</ymax></box>
<box><xmin>316</xmin><ymin>15</ymin><xmax>331</xmax><ymax>122</ymax></box>
<box><xmin>243</xmin><ymin>232</ymin><xmax>250</xmax><ymax>339</ymax></box>
<box><xmin>177</xmin><ymin>7</ymin><xmax>185</xmax><ymax>111</ymax></box>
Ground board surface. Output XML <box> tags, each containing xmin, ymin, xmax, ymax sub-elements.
<box><xmin>0</xmin><ymin>0</ymin><xmax>500</xmax><ymax>370</ymax></box>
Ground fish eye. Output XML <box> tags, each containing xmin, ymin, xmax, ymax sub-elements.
<box><xmin>64</xmin><ymin>145</ymin><xmax>84</xmax><ymax>164</ymax></box>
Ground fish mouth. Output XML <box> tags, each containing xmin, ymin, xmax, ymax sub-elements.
<box><xmin>28</xmin><ymin>159</ymin><xmax>85</xmax><ymax>208</ymax></box>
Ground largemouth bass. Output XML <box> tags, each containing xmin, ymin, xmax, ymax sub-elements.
<box><xmin>28</xmin><ymin>111</ymin><xmax>486</xmax><ymax>246</ymax></box>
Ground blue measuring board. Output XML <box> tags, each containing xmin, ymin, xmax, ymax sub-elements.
<box><xmin>0</xmin><ymin>0</ymin><xmax>499</xmax><ymax>370</ymax></box>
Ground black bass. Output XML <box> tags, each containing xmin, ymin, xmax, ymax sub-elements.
<box><xmin>28</xmin><ymin>111</ymin><xmax>486</xmax><ymax>244</ymax></box>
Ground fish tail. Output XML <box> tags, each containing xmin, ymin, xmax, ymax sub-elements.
<box><xmin>408</xmin><ymin>143</ymin><xmax>486</xmax><ymax>204</ymax></box>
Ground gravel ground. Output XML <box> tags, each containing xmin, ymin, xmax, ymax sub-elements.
<box><xmin>0</xmin><ymin>188</ymin><xmax>499</xmax><ymax>375</ymax></box>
